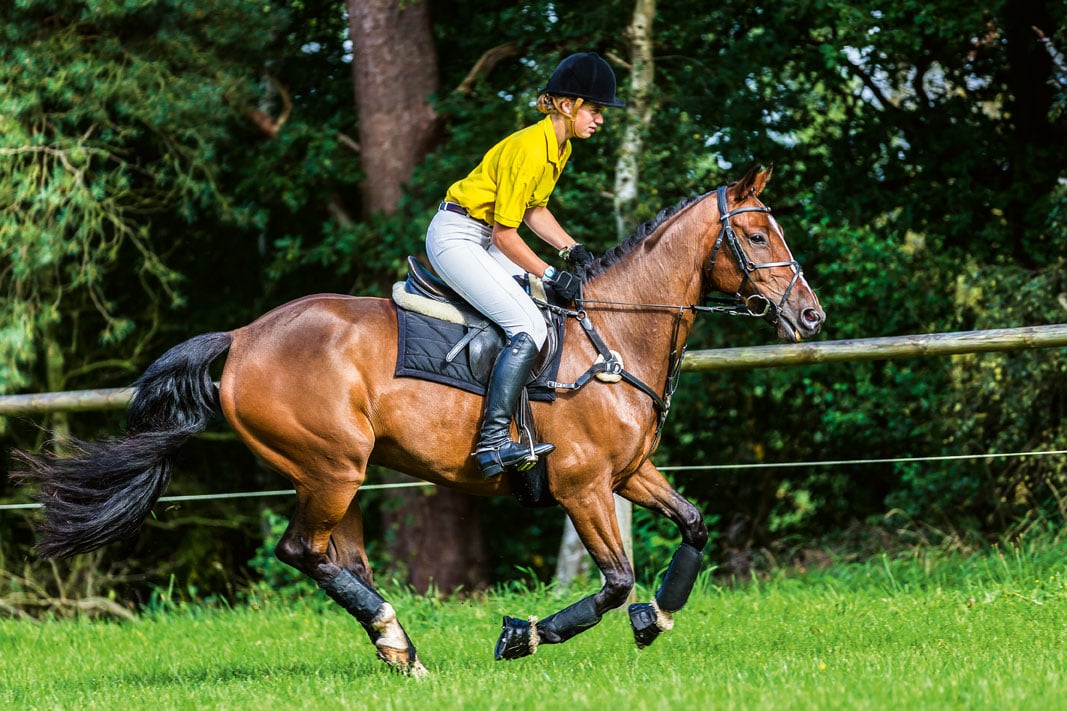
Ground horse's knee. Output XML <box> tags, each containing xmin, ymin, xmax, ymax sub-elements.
<box><xmin>601</xmin><ymin>567</ymin><xmax>635</xmax><ymax>610</ymax></box>
<box><xmin>678</xmin><ymin>500</ymin><xmax>708</xmax><ymax>550</ymax></box>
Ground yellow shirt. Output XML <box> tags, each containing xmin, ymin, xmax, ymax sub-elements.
<box><xmin>445</xmin><ymin>115</ymin><xmax>571</xmax><ymax>228</ymax></box>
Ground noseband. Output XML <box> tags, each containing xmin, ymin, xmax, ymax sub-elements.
<box><xmin>707</xmin><ymin>185</ymin><xmax>801</xmax><ymax>321</ymax></box>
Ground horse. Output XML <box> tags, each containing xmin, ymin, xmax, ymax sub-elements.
<box><xmin>15</xmin><ymin>166</ymin><xmax>823</xmax><ymax>676</ymax></box>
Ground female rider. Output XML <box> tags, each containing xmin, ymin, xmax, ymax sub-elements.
<box><xmin>425</xmin><ymin>52</ymin><xmax>624</xmax><ymax>479</ymax></box>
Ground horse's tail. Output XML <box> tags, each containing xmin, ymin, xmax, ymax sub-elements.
<box><xmin>15</xmin><ymin>331</ymin><xmax>233</xmax><ymax>559</ymax></box>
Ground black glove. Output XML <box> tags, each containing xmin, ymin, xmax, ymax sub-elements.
<box><xmin>563</xmin><ymin>243</ymin><xmax>596</xmax><ymax>269</ymax></box>
<box><xmin>548</xmin><ymin>269</ymin><xmax>582</xmax><ymax>303</ymax></box>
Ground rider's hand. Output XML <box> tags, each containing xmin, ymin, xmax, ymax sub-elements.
<box><xmin>562</xmin><ymin>243</ymin><xmax>595</xmax><ymax>269</ymax></box>
<box><xmin>545</xmin><ymin>268</ymin><xmax>581</xmax><ymax>303</ymax></box>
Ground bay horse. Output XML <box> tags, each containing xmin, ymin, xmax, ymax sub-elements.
<box><xmin>16</xmin><ymin>166</ymin><xmax>823</xmax><ymax>676</ymax></box>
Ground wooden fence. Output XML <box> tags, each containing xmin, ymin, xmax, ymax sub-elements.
<box><xmin>3</xmin><ymin>323</ymin><xmax>1067</xmax><ymax>416</ymax></box>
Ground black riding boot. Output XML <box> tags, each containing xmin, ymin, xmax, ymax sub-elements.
<box><xmin>474</xmin><ymin>332</ymin><xmax>555</xmax><ymax>479</ymax></box>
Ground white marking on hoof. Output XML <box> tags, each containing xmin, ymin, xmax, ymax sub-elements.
<box><xmin>652</xmin><ymin>599</ymin><xmax>675</xmax><ymax>632</ymax></box>
<box><xmin>370</xmin><ymin>603</ymin><xmax>409</xmax><ymax>652</ymax></box>
<box><xmin>407</xmin><ymin>659</ymin><xmax>429</xmax><ymax>679</ymax></box>
<box><xmin>528</xmin><ymin>615</ymin><xmax>540</xmax><ymax>655</ymax></box>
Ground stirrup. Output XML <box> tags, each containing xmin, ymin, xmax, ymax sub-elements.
<box><xmin>475</xmin><ymin>440</ymin><xmax>555</xmax><ymax>479</ymax></box>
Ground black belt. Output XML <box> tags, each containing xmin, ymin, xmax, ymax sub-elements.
<box><xmin>439</xmin><ymin>201</ymin><xmax>489</xmax><ymax>226</ymax></box>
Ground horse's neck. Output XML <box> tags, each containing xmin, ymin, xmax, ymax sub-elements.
<box><xmin>584</xmin><ymin>199</ymin><xmax>716</xmax><ymax>367</ymax></box>
<box><xmin>589</xmin><ymin>199</ymin><xmax>714</xmax><ymax>313</ymax></box>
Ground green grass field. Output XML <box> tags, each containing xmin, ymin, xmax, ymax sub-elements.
<box><xmin>2</xmin><ymin>541</ymin><xmax>1065</xmax><ymax>710</ymax></box>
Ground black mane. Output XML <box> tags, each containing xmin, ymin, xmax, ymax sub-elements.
<box><xmin>579</xmin><ymin>193</ymin><xmax>709</xmax><ymax>279</ymax></box>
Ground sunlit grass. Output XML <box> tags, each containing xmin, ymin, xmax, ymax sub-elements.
<box><xmin>1</xmin><ymin>540</ymin><xmax>1065</xmax><ymax>710</ymax></box>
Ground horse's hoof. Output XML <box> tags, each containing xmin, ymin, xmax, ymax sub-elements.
<box><xmin>493</xmin><ymin>615</ymin><xmax>538</xmax><ymax>660</ymax></box>
<box><xmin>406</xmin><ymin>660</ymin><xmax>429</xmax><ymax>679</ymax></box>
<box><xmin>376</xmin><ymin>646</ymin><xmax>428</xmax><ymax>678</ymax></box>
<box><xmin>628</xmin><ymin>602</ymin><xmax>663</xmax><ymax>649</ymax></box>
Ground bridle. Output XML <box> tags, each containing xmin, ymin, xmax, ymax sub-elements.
<box><xmin>542</xmin><ymin>183</ymin><xmax>805</xmax><ymax>443</ymax></box>
<box><xmin>706</xmin><ymin>185</ymin><xmax>802</xmax><ymax>322</ymax></box>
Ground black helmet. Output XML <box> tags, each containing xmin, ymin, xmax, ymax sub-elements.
<box><xmin>540</xmin><ymin>52</ymin><xmax>625</xmax><ymax>108</ymax></box>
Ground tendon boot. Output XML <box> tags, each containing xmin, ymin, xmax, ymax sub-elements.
<box><xmin>474</xmin><ymin>332</ymin><xmax>555</xmax><ymax>479</ymax></box>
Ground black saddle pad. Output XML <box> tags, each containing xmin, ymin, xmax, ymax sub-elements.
<box><xmin>395</xmin><ymin>307</ymin><xmax>564</xmax><ymax>402</ymax></box>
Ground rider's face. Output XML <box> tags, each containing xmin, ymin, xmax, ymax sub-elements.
<box><xmin>569</xmin><ymin>102</ymin><xmax>605</xmax><ymax>139</ymax></box>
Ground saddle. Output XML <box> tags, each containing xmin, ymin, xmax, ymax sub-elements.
<box><xmin>393</xmin><ymin>256</ymin><xmax>565</xmax><ymax>402</ymax></box>
<box><xmin>392</xmin><ymin>257</ymin><xmax>668</xmax><ymax>508</ymax></box>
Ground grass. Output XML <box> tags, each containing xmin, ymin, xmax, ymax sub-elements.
<box><xmin>1</xmin><ymin>541</ymin><xmax>1065</xmax><ymax>710</ymax></box>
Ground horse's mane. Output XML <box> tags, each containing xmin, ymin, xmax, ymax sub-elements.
<box><xmin>580</xmin><ymin>192</ymin><xmax>710</xmax><ymax>279</ymax></box>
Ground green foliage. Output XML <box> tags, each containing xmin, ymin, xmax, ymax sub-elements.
<box><xmin>244</xmin><ymin>508</ymin><xmax>319</xmax><ymax>602</ymax></box>
<box><xmin>0</xmin><ymin>1</ymin><xmax>285</xmax><ymax>394</ymax></box>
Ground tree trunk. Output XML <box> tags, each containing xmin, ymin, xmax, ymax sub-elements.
<box><xmin>347</xmin><ymin>0</ymin><xmax>486</xmax><ymax>594</ymax></box>
<box><xmin>43</xmin><ymin>328</ymin><xmax>71</xmax><ymax>452</ymax></box>
<box><xmin>347</xmin><ymin>0</ymin><xmax>439</xmax><ymax>216</ymax></box>
<box><xmin>379</xmin><ymin>472</ymin><xmax>488</xmax><ymax>594</ymax></box>
<box><xmin>613</xmin><ymin>0</ymin><xmax>656</xmax><ymax>239</ymax></box>
<box><xmin>556</xmin><ymin>0</ymin><xmax>656</xmax><ymax>590</ymax></box>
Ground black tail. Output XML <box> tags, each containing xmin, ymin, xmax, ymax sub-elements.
<box><xmin>14</xmin><ymin>332</ymin><xmax>233</xmax><ymax>559</ymax></box>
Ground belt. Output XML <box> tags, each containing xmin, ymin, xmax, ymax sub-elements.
<box><xmin>439</xmin><ymin>201</ymin><xmax>489</xmax><ymax>227</ymax></box>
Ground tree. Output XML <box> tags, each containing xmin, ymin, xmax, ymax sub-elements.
<box><xmin>345</xmin><ymin>0</ymin><xmax>488</xmax><ymax>593</ymax></box>
<box><xmin>347</xmin><ymin>0</ymin><xmax>439</xmax><ymax>216</ymax></box>
<box><xmin>0</xmin><ymin>1</ymin><xmax>283</xmax><ymax>409</ymax></box>
<box><xmin>557</xmin><ymin>0</ymin><xmax>656</xmax><ymax>587</ymax></box>
<box><xmin>0</xmin><ymin>0</ymin><xmax>292</xmax><ymax>607</ymax></box>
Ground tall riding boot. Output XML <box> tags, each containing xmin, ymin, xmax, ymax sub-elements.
<box><xmin>474</xmin><ymin>332</ymin><xmax>555</xmax><ymax>479</ymax></box>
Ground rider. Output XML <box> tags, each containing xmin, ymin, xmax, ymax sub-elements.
<box><xmin>425</xmin><ymin>52</ymin><xmax>624</xmax><ymax>479</ymax></box>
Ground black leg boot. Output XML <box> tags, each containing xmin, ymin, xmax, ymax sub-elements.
<box><xmin>474</xmin><ymin>332</ymin><xmax>555</xmax><ymax>479</ymax></box>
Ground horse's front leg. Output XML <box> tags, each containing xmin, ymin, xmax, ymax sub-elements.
<box><xmin>494</xmin><ymin>482</ymin><xmax>634</xmax><ymax>660</ymax></box>
<box><xmin>616</xmin><ymin>459</ymin><xmax>708</xmax><ymax>648</ymax></box>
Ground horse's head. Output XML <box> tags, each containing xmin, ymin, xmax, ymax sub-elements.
<box><xmin>706</xmin><ymin>166</ymin><xmax>825</xmax><ymax>342</ymax></box>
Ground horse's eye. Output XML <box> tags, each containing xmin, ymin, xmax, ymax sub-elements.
<box><xmin>750</xmin><ymin>233</ymin><xmax>767</xmax><ymax>245</ymax></box>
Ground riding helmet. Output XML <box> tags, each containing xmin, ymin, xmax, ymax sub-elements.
<box><xmin>540</xmin><ymin>52</ymin><xmax>625</xmax><ymax>108</ymax></box>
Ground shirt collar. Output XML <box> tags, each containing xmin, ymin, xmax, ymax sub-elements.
<box><xmin>541</xmin><ymin>115</ymin><xmax>570</xmax><ymax>168</ymax></box>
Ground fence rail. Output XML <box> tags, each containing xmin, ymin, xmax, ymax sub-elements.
<box><xmin>3</xmin><ymin>324</ymin><xmax>1066</xmax><ymax>417</ymax></box>
<box><xmin>682</xmin><ymin>322</ymin><xmax>1067</xmax><ymax>372</ymax></box>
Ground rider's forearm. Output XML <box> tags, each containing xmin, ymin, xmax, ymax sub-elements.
<box><xmin>491</xmin><ymin>224</ymin><xmax>552</xmax><ymax>277</ymax></box>
<box><xmin>523</xmin><ymin>206</ymin><xmax>576</xmax><ymax>253</ymax></box>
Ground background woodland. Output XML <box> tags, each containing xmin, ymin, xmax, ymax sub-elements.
<box><xmin>1</xmin><ymin>0</ymin><xmax>1065</xmax><ymax>607</ymax></box>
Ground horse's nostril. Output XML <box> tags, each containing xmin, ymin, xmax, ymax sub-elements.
<box><xmin>802</xmin><ymin>308</ymin><xmax>823</xmax><ymax>326</ymax></box>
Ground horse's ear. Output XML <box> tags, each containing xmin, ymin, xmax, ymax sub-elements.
<box><xmin>735</xmin><ymin>164</ymin><xmax>774</xmax><ymax>199</ymax></box>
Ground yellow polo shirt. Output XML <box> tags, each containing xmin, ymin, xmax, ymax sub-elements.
<box><xmin>445</xmin><ymin>115</ymin><xmax>571</xmax><ymax>228</ymax></box>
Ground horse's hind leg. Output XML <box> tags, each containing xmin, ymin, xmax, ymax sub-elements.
<box><xmin>617</xmin><ymin>459</ymin><xmax>708</xmax><ymax>649</ymax></box>
<box><xmin>274</xmin><ymin>480</ymin><xmax>426</xmax><ymax>677</ymax></box>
